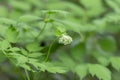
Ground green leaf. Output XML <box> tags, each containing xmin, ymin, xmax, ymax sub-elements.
<box><xmin>47</xmin><ymin>66</ymin><xmax>66</xmax><ymax>73</ymax></box>
<box><xmin>80</xmin><ymin>0</ymin><xmax>105</xmax><ymax>17</ymax></box>
<box><xmin>88</xmin><ymin>64</ymin><xmax>111</xmax><ymax>80</ymax></box>
<box><xmin>26</xmin><ymin>42</ymin><xmax>42</xmax><ymax>52</ymax></box>
<box><xmin>28</xmin><ymin>52</ymin><xmax>43</xmax><ymax>58</ymax></box>
<box><xmin>0</xmin><ymin>18</ymin><xmax>16</xmax><ymax>25</ymax></box>
<box><xmin>0</xmin><ymin>40</ymin><xmax>11</xmax><ymax>50</ymax></box>
<box><xmin>41</xmin><ymin>62</ymin><xmax>66</xmax><ymax>73</ymax></box>
<box><xmin>55</xmin><ymin>26</ymin><xmax>66</xmax><ymax>37</ymax></box>
<box><xmin>93</xmin><ymin>19</ymin><xmax>106</xmax><ymax>32</ymax></box>
<box><xmin>59</xmin><ymin>54</ymin><xmax>76</xmax><ymax>70</ymax></box>
<box><xmin>19</xmin><ymin>15</ymin><xmax>41</xmax><ymax>22</ymax></box>
<box><xmin>98</xmin><ymin>36</ymin><xmax>116</xmax><ymax>53</ymax></box>
<box><xmin>48</xmin><ymin>2</ymin><xmax>85</xmax><ymax>16</ymax></box>
<box><xmin>28</xmin><ymin>61</ymin><xmax>47</xmax><ymax>71</ymax></box>
<box><xmin>105</xmin><ymin>0</ymin><xmax>120</xmax><ymax>13</ymax></box>
<box><xmin>20</xmin><ymin>63</ymin><xmax>31</xmax><ymax>71</ymax></box>
<box><xmin>71</xmin><ymin>43</ymin><xmax>86</xmax><ymax>63</ymax></box>
<box><xmin>105</xmin><ymin>14</ymin><xmax>120</xmax><ymax>32</ymax></box>
<box><xmin>6</xmin><ymin>26</ymin><xmax>18</xmax><ymax>43</ymax></box>
<box><xmin>110</xmin><ymin>57</ymin><xmax>120</xmax><ymax>71</ymax></box>
<box><xmin>8</xmin><ymin>47</ymin><xmax>21</xmax><ymax>52</ymax></box>
<box><xmin>0</xmin><ymin>6</ymin><xmax>8</xmax><ymax>17</ymax></box>
<box><xmin>42</xmin><ymin>10</ymin><xmax>69</xmax><ymax>15</ymax></box>
<box><xmin>9</xmin><ymin>53</ymin><xmax>28</xmax><ymax>65</ymax></box>
<box><xmin>75</xmin><ymin>65</ymin><xmax>87</xmax><ymax>80</ymax></box>
<box><xmin>21</xmin><ymin>49</ymin><xmax>28</xmax><ymax>56</ymax></box>
<box><xmin>27</xmin><ymin>0</ymin><xmax>42</xmax><ymax>8</ymax></box>
<box><xmin>97</xmin><ymin>57</ymin><xmax>110</xmax><ymax>66</ymax></box>
<box><xmin>0</xmin><ymin>52</ymin><xmax>6</xmax><ymax>62</ymax></box>
<box><xmin>28</xmin><ymin>60</ymin><xmax>66</xmax><ymax>73</ymax></box>
<box><xmin>56</xmin><ymin>20</ymin><xmax>97</xmax><ymax>33</ymax></box>
<box><xmin>9</xmin><ymin>0</ymin><xmax>31</xmax><ymax>11</ymax></box>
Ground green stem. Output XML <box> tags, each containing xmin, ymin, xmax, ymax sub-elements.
<box><xmin>34</xmin><ymin>22</ymin><xmax>48</xmax><ymax>40</ymax></box>
<box><xmin>25</xmin><ymin>69</ymin><xmax>30</xmax><ymax>80</ymax></box>
<box><xmin>45</xmin><ymin>37</ymin><xmax>59</xmax><ymax>62</ymax></box>
<box><xmin>34</xmin><ymin>13</ymin><xmax>51</xmax><ymax>41</ymax></box>
<box><xmin>78</xmin><ymin>31</ymin><xmax>84</xmax><ymax>42</ymax></box>
<box><xmin>2</xmin><ymin>50</ymin><xmax>25</xmax><ymax>80</ymax></box>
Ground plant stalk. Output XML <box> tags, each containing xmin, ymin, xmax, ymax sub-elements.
<box><xmin>34</xmin><ymin>22</ymin><xmax>48</xmax><ymax>40</ymax></box>
<box><xmin>34</xmin><ymin>13</ymin><xmax>51</xmax><ymax>41</ymax></box>
<box><xmin>45</xmin><ymin>37</ymin><xmax>59</xmax><ymax>62</ymax></box>
<box><xmin>25</xmin><ymin>69</ymin><xmax>30</xmax><ymax>80</ymax></box>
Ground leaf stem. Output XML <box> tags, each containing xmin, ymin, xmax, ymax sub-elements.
<box><xmin>25</xmin><ymin>69</ymin><xmax>30</xmax><ymax>80</ymax></box>
<box><xmin>35</xmin><ymin>22</ymin><xmax>48</xmax><ymax>40</ymax></box>
<box><xmin>45</xmin><ymin>37</ymin><xmax>59</xmax><ymax>62</ymax></box>
<box><xmin>34</xmin><ymin>14</ymin><xmax>51</xmax><ymax>41</ymax></box>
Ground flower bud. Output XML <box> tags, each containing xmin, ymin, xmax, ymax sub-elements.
<box><xmin>59</xmin><ymin>34</ymin><xmax>72</xmax><ymax>45</ymax></box>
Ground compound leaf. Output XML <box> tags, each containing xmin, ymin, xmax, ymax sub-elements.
<box><xmin>88</xmin><ymin>64</ymin><xmax>111</xmax><ymax>80</ymax></box>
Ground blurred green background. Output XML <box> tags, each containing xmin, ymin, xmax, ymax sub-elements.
<box><xmin>0</xmin><ymin>0</ymin><xmax>120</xmax><ymax>80</ymax></box>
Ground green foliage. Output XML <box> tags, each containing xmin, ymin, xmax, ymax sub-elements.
<box><xmin>0</xmin><ymin>18</ymin><xmax>16</xmax><ymax>25</ymax></box>
<box><xmin>98</xmin><ymin>36</ymin><xmax>117</xmax><ymax>53</ymax></box>
<box><xmin>18</xmin><ymin>15</ymin><xmax>41</xmax><ymax>22</ymax></box>
<box><xmin>9</xmin><ymin>0</ymin><xmax>31</xmax><ymax>11</ymax></box>
<box><xmin>88</xmin><ymin>64</ymin><xmax>111</xmax><ymax>80</ymax></box>
<box><xmin>81</xmin><ymin>0</ymin><xmax>105</xmax><ymax>17</ymax></box>
<box><xmin>75</xmin><ymin>65</ymin><xmax>87</xmax><ymax>80</ymax></box>
<box><xmin>110</xmin><ymin>57</ymin><xmax>120</xmax><ymax>71</ymax></box>
<box><xmin>5</xmin><ymin>26</ymin><xmax>18</xmax><ymax>42</ymax></box>
<box><xmin>0</xmin><ymin>40</ymin><xmax>11</xmax><ymax>50</ymax></box>
<box><xmin>0</xmin><ymin>0</ymin><xmax>120</xmax><ymax>80</ymax></box>
<box><xmin>26</xmin><ymin>42</ymin><xmax>42</xmax><ymax>52</ymax></box>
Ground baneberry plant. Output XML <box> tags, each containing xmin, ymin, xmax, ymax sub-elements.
<box><xmin>0</xmin><ymin>10</ymin><xmax>76</xmax><ymax>80</ymax></box>
<box><xmin>0</xmin><ymin>0</ymin><xmax>120</xmax><ymax>80</ymax></box>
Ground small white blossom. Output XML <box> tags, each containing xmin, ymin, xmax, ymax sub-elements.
<box><xmin>59</xmin><ymin>34</ymin><xmax>72</xmax><ymax>45</ymax></box>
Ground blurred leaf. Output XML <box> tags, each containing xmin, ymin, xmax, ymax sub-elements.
<box><xmin>48</xmin><ymin>1</ymin><xmax>85</xmax><ymax>16</ymax></box>
<box><xmin>106</xmin><ymin>0</ymin><xmax>120</xmax><ymax>13</ymax></box>
<box><xmin>8</xmin><ymin>47</ymin><xmax>21</xmax><ymax>52</ymax></box>
<box><xmin>21</xmin><ymin>49</ymin><xmax>28</xmax><ymax>56</ymax></box>
<box><xmin>9</xmin><ymin>53</ymin><xmax>28</xmax><ymax>65</ymax></box>
<box><xmin>98</xmin><ymin>36</ymin><xmax>117</xmax><ymax>53</ymax></box>
<box><xmin>28</xmin><ymin>52</ymin><xmax>43</xmax><ymax>58</ymax></box>
<box><xmin>80</xmin><ymin>0</ymin><xmax>105</xmax><ymax>17</ymax></box>
<box><xmin>20</xmin><ymin>63</ymin><xmax>31</xmax><ymax>71</ymax></box>
<box><xmin>88</xmin><ymin>64</ymin><xmax>111</xmax><ymax>80</ymax></box>
<box><xmin>19</xmin><ymin>15</ymin><xmax>41</xmax><ymax>22</ymax></box>
<box><xmin>0</xmin><ymin>40</ymin><xmax>10</xmax><ymax>50</ymax></box>
<box><xmin>55</xmin><ymin>26</ymin><xmax>66</xmax><ymax>37</ymax></box>
<box><xmin>71</xmin><ymin>43</ymin><xmax>86</xmax><ymax>63</ymax></box>
<box><xmin>43</xmin><ymin>62</ymin><xmax>67</xmax><ymax>73</ymax></box>
<box><xmin>29</xmin><ymin>60</ymin><xmax>66</xmax><ymax>73</ymax></box>
<box><xmin>0</xmin><ymin>24</ymin><xmax>7</xmax><ymax>36</ymax></box>
<box><xmin>42</xmin><ymin>10</ymin><xmax>69</xmax><ymax>15</ymax></box>
<box><xmin>9</xmin><ymin>0</ymin><xmax>31</xmax><ymax>11</ymax></box>
<box><xmin>0</xmin><ymin>52</ymin><xmax>6</xmax><ymax>62</ymax></box>
<box><xmin>26</xmin><ymin>0</ymin><xmax>42</xmax><ymax>8</ymax></box>
<box><xmin>26</xmin><ymin>42</ymin><xmax>42</xmax><ymax>52</ymax></box>
<box><xmin>110</xmin><ymin>57</ymin><xmax>120</xmax><ymax>71</ymax></box>
<box><xmin>6</xmin><ymin>26</ymin><xmax>18</xmax><ymax>43</ymax></box>
<box><xmin>105</xmin><ymin>14</ymin><xmax>120</xmax><ymax>32</ymax></box>
<box><xmin>0</xmin><ymin>18</ymin><xmax>16</xmax><ymax>25</ymax></box>
<box><xmin>0</xmin><ymin>6</ymin><xmax>8</xmax><ymax>17</ymax></box>
<box><xmin>75</xmin><ymin>65</ymin><xmax>87</xmax><ymax>80</ymax></box>
<box><xmin>97</xmin><ymin>57</ymin><xmax>110</xmax><ymax>66</ymax></box>
<box><xmin>59</xmin><ymin>53</ymin><xmax>76</xmax><ymax>70</ymax></box>
<box><xmin>93</xmin><ymin>19</ymin><xmax>106</xmax><ymax>32</ymax></box>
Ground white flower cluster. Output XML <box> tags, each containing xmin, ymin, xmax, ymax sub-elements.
<box><xmin>59</xmin><ymin>34</ymin><xmax>72</xmax><ymax>45</ymax></box>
